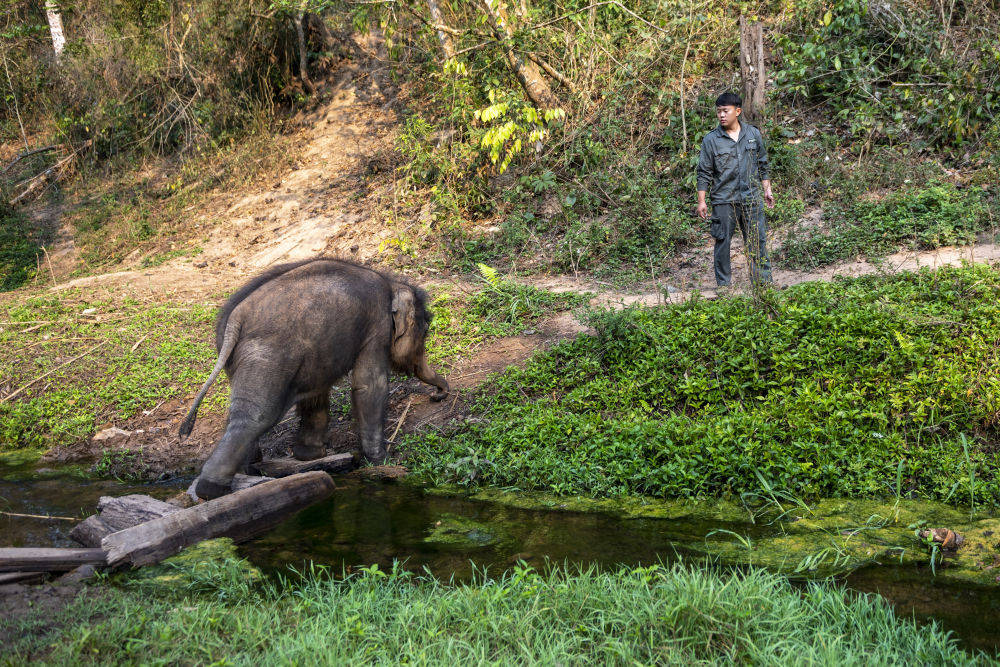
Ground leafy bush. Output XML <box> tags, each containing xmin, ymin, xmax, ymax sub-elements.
<box><xmin>775</xmin><ymin>0</ymin><xmax>1000</xmax><ymax>148</ymax></box>
<box><xmin>408</xmin><ymin>265</ymin><xmax>1000</xmax><ymax>505</ymax></box>
<box><xmin>1</xmin><ymin>0</ymin><xmax>318</xmax><ymax>158</ymax></box>
<box><xmin>782</xmin><ymin>183</ymin><xmax>991</xmax><ymax>268</ymax></box>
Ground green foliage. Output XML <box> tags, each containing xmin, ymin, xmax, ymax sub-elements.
<box><xmin>92</xmin><ymin>447</ymin><xmax>144</xmax><ymax>481</ymax></box>
<box><xmin>424</xmin><ymin>269</ymin><xmax>586</xmax><ymax>369</ymax></box>
<box><xmin>1</xmin><ymin>0</ymin><xmax>310</xmax><ymax>157</ymax></box>
<box><xmin>775</xmin><ymin>0</ymin><xmax>1000</xmax><ymax>147</ymax></box>
<box><xmin>3</xmin><ymin>560</ymin><xmax>974</xmax><ymax>664</ymax></box>
<box><xmin>0</xmin><ymin>204</ymin><xmax>39</xmax><ymax>291</ymax></box>
<box><xmin>782</xmin><ymin>183</ymin><xmax>992</xmax><ymax>268</ymax></box>
<box><xmin>0</xmin><ymin>293</ymin><xmax>223</xmax><ymax>453</ymax></box>
<box><xmin>408</xmin><ymin>265</ymin><xmax>1000</xmax><ymax>505</ymax></box>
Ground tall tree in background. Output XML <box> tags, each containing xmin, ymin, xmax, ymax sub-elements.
<box><xmin>478</xmin><ymin>0</ymin><xmax>562</xmax><ymax>110</ymax></box>
<box><xmin>44</xmin><ymin>0</ymin><xmax>66</xmax><ymax>64</ymax></box>
<box><xmin>738</xmin><ymin>16</ymin><xmax>765</xmax><ymax>124</ymax></box>
<box><xmin>425</xmin><ymin>0</ymin><xmax>456</xmax><ymax>60</ymax></box>
<box><xmin>295</xmin><ymin>0</ymin><xmax>315</xmax><ymax>93</ymax></box>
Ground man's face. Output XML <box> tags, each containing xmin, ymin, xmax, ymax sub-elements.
<box><xmin>716</xmin><ymin>105</ymin><xmax>741</xmax><ymax>129</ymax></box>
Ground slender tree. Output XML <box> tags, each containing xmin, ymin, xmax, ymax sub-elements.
<box><xmin>478</xmin><ymin>0</ymin><xmax>562</xmax><ymax>110</ymax></box>
<box><xmin>44</xmin><ymin>0</ymin><xmax>66</xmax><ymax>64</ymax></box>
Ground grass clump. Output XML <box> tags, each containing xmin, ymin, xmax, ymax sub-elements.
<box><xmin>782</xmin><ymin>183</ymin><xmax>993</xmax><ymax>268</ymax></box>
<box><xmin>425</xmin><ymin>266</ymin><xmax>586</xmax><ymax>369</ymax></box>
<box><xmin>2</xmin><ymin>557</ymin><xmax>977</xmax><ymax>664</ymax></box>
<box><xmin>0</xmin><ymin>292</ymin><xmax>223</xmax><ymax>452</ymax></box>
<box><xmin>408</xmin><ymin>264</ymin><xmax>1000</xmax><ymax>505</ymax></box>
<box><xmin>0</xmin><ymin>204</ymin><xmax>40</xmax><ymax>292</ymax></box>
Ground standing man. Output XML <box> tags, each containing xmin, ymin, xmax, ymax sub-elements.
<box><xmin>696</xmin><ymin>92</ymin><xmax>774</xmax><ymax>287</ymax></box>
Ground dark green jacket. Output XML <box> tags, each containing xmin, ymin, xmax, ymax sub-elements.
<box><xmin>696</xmin><ymin>123</ymin><xmax>770</xmax><ymax>204</ymax></box>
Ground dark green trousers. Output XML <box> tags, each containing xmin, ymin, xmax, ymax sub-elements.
<box><xmin>710</xmin><ymin>202</ymin><xmax>772</xmax><ymax>287</ymax></box>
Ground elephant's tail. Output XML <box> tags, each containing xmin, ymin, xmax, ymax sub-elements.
<box><xmin>179</xmin><ymin>314</ymin><xmax>241</xmax><ymax>441</ymax></box>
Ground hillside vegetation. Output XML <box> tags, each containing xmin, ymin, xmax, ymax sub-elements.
<box><xmin>3</xmin><ymin>0</ymin><xmax>999</xmax><ymax>287</ymax></box>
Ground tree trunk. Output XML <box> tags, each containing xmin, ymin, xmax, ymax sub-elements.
<box><xmin>45</xmin><ymin>1</ymin><xmax>66</xmax><ymax>64</ymax></box>
<box><xmin>478</xmin><ymin>0</ymin><xmax>562</xmax><ymax>111</ymax></box>
<box><xmin>425</xmin><ymin>0</ymin><xmax>456</xmax><ymax>60</ymax></box>
<box><xmin>296</xmin><ymin>1</ymin><xmax>315</xmax><ymax>94</ymax></box>
<box><xmin>738</xmin><ymin>16</ymin><xmax>766</xmax><ymax>125</ymax></box>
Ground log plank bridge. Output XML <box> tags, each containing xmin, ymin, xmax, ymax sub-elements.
<box><xmin>0</xmin><ymin>471</ymin><xmax>336</xmax><ymax>579</ymax></box>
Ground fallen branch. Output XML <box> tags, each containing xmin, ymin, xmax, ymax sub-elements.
<box><xmin>0</xmin><ymin>144</ymin><xmax>61</xmax><ymax>177</ymax></box>
<box><xmin>0</xmin><ymin>339</ymin><xmax>109</xmax><ymax>404</ymax></box>
<box><xmin>10</xmin><ymin>151</ymin><xmax>75</xmax><ymax>207</ymax></box>
<box><xmin>524</xmin><ymin>52</ymin><xmax>575</xmax><ymax>91</ymax></box>
<box><xmin>389</xmin><ymin>396</ymin><xmax>414</xmax><ymax>442</ymax></box>
<box><xmin>0</xmin><ymin>510</ymin><xmax>77</xmax><ymax>521</ymax></box>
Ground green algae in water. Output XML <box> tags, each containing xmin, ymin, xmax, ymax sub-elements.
<box><xmin>424</xmin><ymin>513</ymin><xmax>512</xmax><ymax>550</ymax></box>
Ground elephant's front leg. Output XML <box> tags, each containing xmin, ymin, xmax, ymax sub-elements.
<box><xmin>351</xmin><ymin>348</ymin><xmax>389</xmax><ymax>463</ymax></box>
<box><xmin>293</xmin><ymin>392</ymin><xmax>330</xmax><ymax>461</ymax></box>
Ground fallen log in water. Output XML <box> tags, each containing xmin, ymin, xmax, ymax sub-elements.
<box><xmin>0</xmin><ymin>548</ymin><xmax>107</xmax><ymax>573</ymax></box>
<box><xmin>70</xmin><ymin>494</ymin><xmax>182</xmax><ymax>547</ymax></box>
<box><xmin>102</xmin><ymin>471</ymin><xmax>335</xmax><ymax>569</ymax></box>
<box><xmin>255</xmin><ymin>452</ymin><xmax>354</xmax><ymax>478</ymax></box>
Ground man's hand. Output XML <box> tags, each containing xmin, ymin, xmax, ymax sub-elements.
<box><xmin>696</xmin><ymin>201</ymin><xmax>708</xmax><ymax>219</ymax></box>
<box><xmin>762</xmin><ymin>180</ymin><xmax>775</xmax><ymax>209</ymax></box>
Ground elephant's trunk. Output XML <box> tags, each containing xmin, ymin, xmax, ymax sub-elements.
<box><xmin>415</xmin><ymin>352</ymin><xmax>448</xmax><ymax>401</ymax></box>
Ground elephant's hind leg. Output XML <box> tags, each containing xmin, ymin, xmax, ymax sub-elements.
<box><xmin>196</xmin><ymin>368</ymin><xmax>290</xmax><ymax>499</ymax></box>
<box><xmin>293</xmin><ymin>392</ymin><xmax>330</xmax><ymax>461</ymax></box>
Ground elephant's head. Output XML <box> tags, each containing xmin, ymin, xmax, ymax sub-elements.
<box><xmin>391</xmin><ymin>283</ymin><xmax>449</xmax><ymax>401</ymax></box>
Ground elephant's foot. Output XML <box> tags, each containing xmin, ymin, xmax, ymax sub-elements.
<box><xmin>292</xmin><ymin>441</ymin><xmax>326</xmax><ymax>461</ymax></box>
<box><xmin>195</xmin><ymin>475</ymin><xmax>231</xmax><ymax>500</ymax></box>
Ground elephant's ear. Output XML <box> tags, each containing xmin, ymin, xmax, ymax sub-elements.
<box><xmin>391</xmin><ymin>287</ymin><xmax>412</xmax><ymax>343</ymax></box>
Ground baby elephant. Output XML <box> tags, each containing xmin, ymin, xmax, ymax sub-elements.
<box><xmin>179</xmin><ymin>258</ymin><xmax>449</xmax><ymax>499</ymax></box>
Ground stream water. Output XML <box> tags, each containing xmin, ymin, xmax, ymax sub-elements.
<box><xmin>2</xmin><ymin>475</ymin><xmax>998</xmax><ymax>657</ymax></box>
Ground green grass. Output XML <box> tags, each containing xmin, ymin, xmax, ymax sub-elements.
<box><xmin>0</xmin><ymin>544</ymin><xmax>978</xmax><ymax>664</ymax></box>
<box><xmin>782</xmin><ymin>183</ymin><xmax>993</xmax><ymax>268</ymax></box>
<box><xmin>0</xmin><ymin>204</ymin><xmax>40</xmax><ymax>292</ymax></box>
<box><xmin>425</xmin><ymin>268</ymin><xmax>587</xmax><ymax>370</ymax></box>
<box><xmin>407</xmin><ymin>264</ymin><xmax>1000</xmax><ymax>505</ymax></box>
<box><xmin>0</xmin><ymin>291</ymin><xmax>226</xmax><ymax>453</ymax></box>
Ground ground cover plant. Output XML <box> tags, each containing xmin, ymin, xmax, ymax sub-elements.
<box><xmin>408</xmin><ymin>264</ymin><xmax>1000</xmax><ymax>505</ymax></box>
<box><xmin>0</xmin><ymin>204</ymin><xmax>40</xmax><ymax>291</ymax></box>
<box><xmin>0</xmin><ymin>543</ymin><xmax>978</xmax><ymax>664</ymax></box>
<box><xmin>0</xmin><ymin>291</ymin><xmax>224</xmax><ymax>454</ymax></box>
<box><xmin>782</xmin><ymin>183</ymin><xmax>994</xmax><ymax>268</ymax></box>
<box><xmin>425</xmin><ymin>266</ymin><xmax>587</xmax><ymax>369</ymax></box>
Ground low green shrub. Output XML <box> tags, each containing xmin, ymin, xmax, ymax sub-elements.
<box><xmin>0</xmin><ymin>204</ymin><xmax>39</xmax><ymax>291</ymax></box>
<box><xmin>2</xmin><ymin>560</ymin><xmax>975</xmax><ymax>664</ymax></box>
<box><xmin>782</xmin><ymin>183</ymin><xmax>992</xmax><ymax>268</ymax></box>
<box><xmin>408</xmin><ymin>265</ymin><xmax>1000</xmax><ymax>505</ymax></box>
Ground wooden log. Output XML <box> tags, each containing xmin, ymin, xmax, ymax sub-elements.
<box><xmin>0</xmin><ymin>571</ymin><xmax>49</xmax><ymax>585</ymax></box>
<box><xmin>231</xmin><ymin>474</ymin><xmax>275</xmax><ymax>492</ymax></box>
<box><xmin>256</xmin><ymin>452</ymin><xmax>354</xmax><ymax>478</ymax></box>
<box><xmin>98</xmin><ymin>495</ymin><xmax>180</xmax><ymax>530</ymax></box>
<box><xmin>102</xmin><ymin>471</ymin><xmax>336</xmax><ymax>569</ymax></box>
<box><xmin>0</xmin><ymin>548</ymin><xmax>106</xmax><ymax>573</ymax></box>
<box><xmin>70</xmin><ymin>494</ymin><xmax>182</xmax><ymax>547</ymax></box>
<box><xmin>69</xmin><ymin>515</ymin><xmax>115</xmax><ymax>548</ymax></box>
